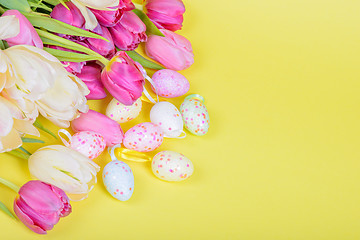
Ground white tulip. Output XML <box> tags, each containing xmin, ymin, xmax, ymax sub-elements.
<box><xmin>28</xmin><ymin>145</ymin><xmax>100</xmax><ymax>201</ymax></box>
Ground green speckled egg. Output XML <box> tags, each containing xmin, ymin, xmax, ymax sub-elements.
<box><xmin>180</xmin><ymin>94</ymin><xmax>210</xmax><ymax>136</ymax></box>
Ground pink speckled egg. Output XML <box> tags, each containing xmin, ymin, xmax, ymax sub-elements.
<box><xmin>123</xmin><ymin>122</ymin><xmax>164</xmax><ymax>152</ymax></box>
<box><xmin>151</xmin><ymin>69</ymin><xmax>189</xmax><ymax>98</ymax></box>
<box><xmin>151</xmin><ymin>151</ymin><xmax>194</xmax><ymax>181</ymax></box>
<box><xmin>69</xmin><ymin>131</ymin><xmax>106</xmax><ymax>159</ymax></box>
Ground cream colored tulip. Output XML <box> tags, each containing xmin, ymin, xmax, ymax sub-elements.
<box><xmin>1</xmin><ymin>45</ymin><xmax>89</xmax><ymax>127</ymax></box>
<box><xmin>28</xmin><ymin>145</ymin><xmax>100</xmax><ymax>201</ymax></box>
<box><xmin>0</xmin><ymin>96</ymin><xmax>39</xmax><ymax>153</ymax></box>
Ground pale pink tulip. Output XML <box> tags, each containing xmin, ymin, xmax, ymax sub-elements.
<box><xmin>2</xmin><ymin>10</ymin><xmax>43</xmax><ymax>48</ymax></box>
<box><xmin>76</xmin><ymin>62</ymin><xmax>106</xmax><ymax>99</ymax></box>
<box><xmin>109</xmin><ymin>11</ymin><xmax>147</xmax><ymax>51</ymax></box>
<box><xmin>101</xmin><ymin>51</ymin><xmax>145</xmax><ymax>105</ymax></box>
<box><xmin>145</xmin><ymin>0</ymin><xmax>185</xmax><ymax>31</ymax></box>
<box><xmin>71</xmin><ymin>109</ymin><xmax>124</xmax><ymax>146</ymax></box>
<box><xmin>14</xmin><ymin>180</ymin><xmax>71</xmax><ymax>234</ymax></box>
<box><xmin>145</xmin><ymin>29</ymin><xmax>193</xmax><ymax>70</ymax></box>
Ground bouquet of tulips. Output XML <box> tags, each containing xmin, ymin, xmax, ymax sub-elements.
<box><xmin>0</xmin><ymin>0</ymin><xmax>209</xmax><ymax>235</ymax></box>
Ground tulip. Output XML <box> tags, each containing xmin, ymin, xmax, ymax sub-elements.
<box><xmin>72</xmin><ymin>0</ymin><xmax>119</xmax><ymax>9</ymax></box>
<box><xmin>51</xmin><ymin>2</ymin><xmax>85</xmax><ymax>29</ymax></box>
<box><xmin>109</xmin><ymin>11</ymin><xmax>147</xmax><ymax>51</ymax></box>
<box><xmin>1</xmin><ymin>10</ymin><xmax>43</xmax><ymax>48</ymax></box>
<box><xmin>90</xmin><ymin>0</ymin><xmax>134</xmax><ymax>27</ymax></box>
<box><xmin>76</xmin><ymin>62</ymin><xmax>107</xmax><ymax>99</ymax></box>
<box><xmin>14</xmin><ymin>180</ymin><xmax>71</xmax><ymax>234</ymax></box>
<box><xmin>145</xmin><ymin>0</ymin><xmax>185</xmax><ymax>31</ymax></box>
<box><xmin>145</xmin><ymin>29</ymin><xmax>194</xmax><ymax>70</ymax></box>
<box><xmin>71</xmin><ymin>109</ymin><xmax>124</xmax><ymax>146</ymax></box>
<box><xmin>85</xmin><ymin>25</ymin><xmax>116</xmax><ymax>58</ymax></box>
<box><xmin>28</xmin><ymin>145</ymin><xmax>100</xmax><ymax>201</ymax></box>
<box><xmin>1</xmin><ymin>45</ymin><xmax>89</xmax><ymax>128</ymax></box>
<box><xmin>101</xmin><ymin>51</ymin><xmax>145</xmax><ymax>105</ymax></box>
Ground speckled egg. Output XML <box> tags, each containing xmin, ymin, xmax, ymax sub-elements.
<box><xmin>123</xmin><ymin>122</ymin><xmax>164</xmax><ymax>152</ymax></box>
<box><xmin>151</xmin><ymin>69</ymin><xmax>190</xmax><ymax>98</ymax></box>
<box><xmin>69</xmin><ymin>131</ymin><xmax>106</xmax><ymax>159</ymax></box>
<box><xmin>103</xmin><ymin>160</ymin><xmax>134</xmax><ymax>201</ymax></box>
<box><xmin>106</xmin><ymin>98</ymin><xmax>142</xmax><ymax>123</ymax></box>
<box><xmin>180</xmin><ymin>94</ymin><xmax>210</xmax><ymax>136</ymax></box>
<box><xmin>151</xmin><ymin>151</ymin><xmax>194</xmax><ymax>181</ymax></box>
<box><xmin>150</xmin><ymin>102</ymin><xmax>184</xmax><ymax>138</ymax></box>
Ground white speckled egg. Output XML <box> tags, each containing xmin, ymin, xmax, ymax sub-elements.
<box><xmin>123</xmin><ymin>122</ymin><xmax>164</xmax><ymax>152</ymax></box>
<box><xmin>151</xmin><ymin>151</ymin><xmax>194</xmax><ymax>181</ymax></box>
<box><xmin>180</xmin><ymin>94</ymin><xmax>210</xmax><ymax>136</ymax></box>
<box><xmin>150</xmin><ymin>102</ymin><xmax>184</xmax><ymax>138</ymax></box>
<box><xmin>106</xmin><ymin>98</ymin><xmax>142</xmax><ymax>123</ymax></box>
<box><xmin>103</xmin><ymin>160</ymin><xmax>134</xmax><ymax>201</ymax></box>
<box><xmin>69</xmin><ymin>131</ymin><xmax>106</xmax><ymax>160</ymax></box>
<box><xmin>151</xmin><ymin>69</ymin><xmax>190</xmax><ymax>98</ymax></box>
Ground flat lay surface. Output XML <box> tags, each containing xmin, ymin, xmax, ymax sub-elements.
<box><xmin>1</xmin><ymin>0</ymin><xmax>360</xmax><ymax>239</ymax></box>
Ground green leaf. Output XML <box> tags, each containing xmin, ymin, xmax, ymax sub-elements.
<box><xmin>34</xmin><ymin>119</ymin><xmax>58</xmax><ymax>139</ymax></box>
<box><xmin>0</xmin><ymin>201</ymin><xmax>16</xmax><ymax>220</ymax></box>
<box><xmin>43</xmin><ymin>47</ymin><xmax>101</xmax><ymax>62</ymax></box>
<box><xmin>28</xmin><ymin>2</ymin><xmax>52</xmax><ymax>12</ymax></box>
<box><xmin>21</xmin><ymin>137</ymin><xmax>45</xmax><ymax>143</ymax></box>
<box><xmin>132</xmin><ymin>9</ymin><xmax>165</xmax><ymax>37</ymax></box>
<box><xmin>0</xmin><ymin>0</ymin><xmax>31</xmax><ymax>12</ymax></box>
<box><xmin>18</xmin><ymin>147</ymin><xmax>31</xmax><ymax>156</ymax></box>
<box><xmin>126</xmin><ymin>50</ymin><xmax>164</xmax><ymax>70</ymax></box>
<box><xmin>7</xmin><ymin>150</ymin><xmax>29</xmax><ymax>160</ymax></box>
<box><xmin>42</xmin><ymin>0</ymin><xmax>69</xmax><ymax>6</ymax></box>
<box><xmin>22</xmin><ymin>12</ymin><xmax>108</xmax><ymax>41</ymax></box>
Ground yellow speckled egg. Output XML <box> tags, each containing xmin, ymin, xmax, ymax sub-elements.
<box><xmin>106</xmin><ymin>98</ymin><xmax>142</xmax><ymax>123</ymax></box>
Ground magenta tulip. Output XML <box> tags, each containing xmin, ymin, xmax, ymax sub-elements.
<box><xmin>13</xmin><ymin>180</ymin><xmax>71</xmax><ymax>235</ymax></box>
<box><xmin>71</xmin><ymin>109</ymin><xmax>124</xmax><ymax>146</ymax></box>
<box><xmin>145</xmin><ymin>0</ymin><xmax>185</xmax><ymax>31</ymax></box>
<box><xmin>51</xmin><ymin>2</ymin><xmax>85</xmax><ymax>29</ymax></box>
<box><xmin>101</xmin><ymin>51</ymin><xmax>145</xmax><ymax>106</ymax></box>
<box><xmin>2</xmin><ymin>10</ymin><xmax>43</xmax><ymax>48</ymax></box>
<box><xmin>145</xmin><ymin>29</ymin><xmax>194</xmax><ymax>70</ymax></box>
<box><xmin>85</xmin><ymin>25</ymin><xmax>116</xmax><ymax>58</ymax></box>
<box><xmin>90</xmin><ymin>0</ymin><xmax>134</xmax><ymax>27</ymax></box>
<box><xmin>109</xmin><ymin>11</ymin><xmax>147</xmax><ymax>51</ymax></box>
<box><xmin>76</xmin><ymin>62</ymin><xmax>106</xmax><ymax>100</ymax></box>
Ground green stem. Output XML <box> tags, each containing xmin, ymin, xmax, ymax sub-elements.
<box><xmin>133</xmin><ymin>3</ymin><xmax>144</xmax><ymax>11</ymax></box>
<box><xmin>0</xmin><ymin>5</ymin><xmax>5</xmax><ymax>14</ymax></box>
<box><xmin>0</xmin><ymin>177</ymin><xmax>20</xmax><ymax>193</ymax></box>
<box><xmin>7</xmin><ymin>150</ymin><xmax>30</xmax><ymax>160</ymax></box>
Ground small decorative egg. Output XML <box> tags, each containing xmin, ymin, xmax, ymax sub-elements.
<box><xmin>150</xmin><ymin>102</ymin><xmax>184</xmax><ymax>138</ymax></box>
<box><xmin>106</xmin><ymin>98</ymin><xmax>142</xmax><ymax>123</ymax></box>
<box><xmin>69</xmin><ymin>131</ymin><xmax>106</xmax><ymax>159</ymax></box>
<box><xmin>151</xmin><ymin>151</ymin><xmax>194</xmax><ymax>181</ymax></box>
<box><xmin>103</xmin><ymin>160</ymin><xmax>134</xmax><ymax>201</ymax></box>
<box><xmin>151</xmin><ymin>69</ymin><xmax>190</xmax><ymax>98</ymax></box>
<box><xmin>180</xmin><ymin>94</ymin><xmax>210</xmax><ymax>136</ymax></box>
<box><xmin>123</xmin><ymin>122</ymin><xmax>164</xmax><ymax>152</ymax></box>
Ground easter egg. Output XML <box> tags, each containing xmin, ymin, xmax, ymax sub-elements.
<box><xmin>151</xmin><ymin>69</ymin><xmax>189</xmax><ymax>98</ymax></box>
<box><xmin>180</xmin><ymin>94</ymin><xmax>210</xmax><ymax>136</ymax></box>
<box><xmin>123</xmin><ymin>122</ymin><xmax>164</xmax><ymax>152</ymax></box>
<box><xmin>150</xmin><ymin>102</ymin><xmax>184</xmax><ymax>138</ymax></box>
<box><xmin>69</xmin><ymin>131</ymin><xmax>106</xmax><ymax>160</ymax></box>
<box><xmin>103</xmin><ymin>160</ymin><xmax>134</xmax><ymax>201</ymax></box>
<box><xmin>106</xmin><ymin>98</ymin><xmax>142</xmax><ymax>123</ymax></box>
<box><xmin>151</xmin><ymin>151</ymin><xmax>194</xmax><ymax>181</ymax></box>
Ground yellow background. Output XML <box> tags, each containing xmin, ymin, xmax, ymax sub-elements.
<box><xmin>1</xmin><ymin>0</ymin><xmax>360</xmax><ymax>239</ymax></box>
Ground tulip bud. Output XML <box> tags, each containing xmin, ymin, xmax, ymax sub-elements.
<box><xmin>51</xmin><ymin>2</ymin><xmax>85</xmax><ymax>29</ymax></box>
<box><xmin>14</xmin><ymin>180</ymin><xmax>72</xmax><ymax>234</ymax></box>
<box><xmin>71</xmin><ymin>109</ymin><xmax>124</xmax><ymax>146</ymax></box>
<box><xmin>145</xmin><ymin>29</ymin><xmax>194</xmax><ymax>71</ymax></box>
<box><xmin>1</xmin><ymin>10</ymin><xmax>43</xmax><ymax>48</ymax></box>
<box><xmin>101</xmin><ymin>51</ymin><xmax>145</xmax><ymax>105</ymax></box>
<box><xmin>76</xmin><ymin>62</ymin><xmax>107</xmax><ymax>100</ymax></box>
<box><xmin>145</xmin><ymin>0</ymin><xmax>185</xmax><ymax>31</ymax></box>
<box><xmin>109</xmin><ymin>11</ymin><xmax>147</xmax><ymax>51</ymax></box>
<box><xmin>28</xmin><ymin>145</ymin><xmax>100</xmax><ymax>201</ymax></box>
<box><xmin>85</xmin><ymin>25</ymin><xmax>116</xmax><ymax>58</ymax></box>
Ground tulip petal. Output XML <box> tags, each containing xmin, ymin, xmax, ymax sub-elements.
<box><xmin>0</xmin><ymin>15</ymin><xmax>20</xmax><ymax>39</ymax></box>
<box><xmin>0</xmin><ymin>102</ymin><xmax>13</xmax><ymax>137</ymax></box>
<box><xmin>14</xmin><ymin>200</ymin><xmax>47</xmax><ymax>234</ymax></box>
<box><xmin>71</xmin><ymin>0</ymin><xmax>99</xmax><ymax>30</ymax></box>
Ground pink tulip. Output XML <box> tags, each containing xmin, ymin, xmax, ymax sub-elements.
<box><xmin>101</xmin><ymin>51</ymin><xmax>145</xmax><ymax>106</ymax></box>
<box><xmin>109</xmin><ymin>11</ymin><xmax>147</xmax><ymax>51</ymax></box>
<box><xmin>76</xmin><ymin>62</ymin><xmax>106</xmax><ymax>100</ymax></box>
<box><xmin>90</xmin><ymin>0</ymin><xmax>134</xmax><ymax>27</ymax></box>
<box><xmin>13</xmin><ymin>180</ymin><xmax>71</xmax><ymax>235</ymax></box>
<box><xmin>85</xmin><ymin>25</ymin><xmax>116</xmax><ymax>58</ymax></box>
<box><xmin>71</xmin><ymin>109</ymin><xmax>124</xmax><ymax>146</ymax></box>
<box><xmin>51</xmin><ymin>2</ymin><xmax>85</xmax><ymax>29</ymax></box>
<box><xmin>145</xmin><ymin>29</ymin><xmax>194</xmax><ymax>70</ymax></box>
<box><xmin>145</xmin><ymin>0</ymin><xmax>185</xmax><ymax>31</ymax></box>
<box><xmin>2</xmin><ymin>10</ymin><xmax>43</xmax><ymax>48</ymax></box>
